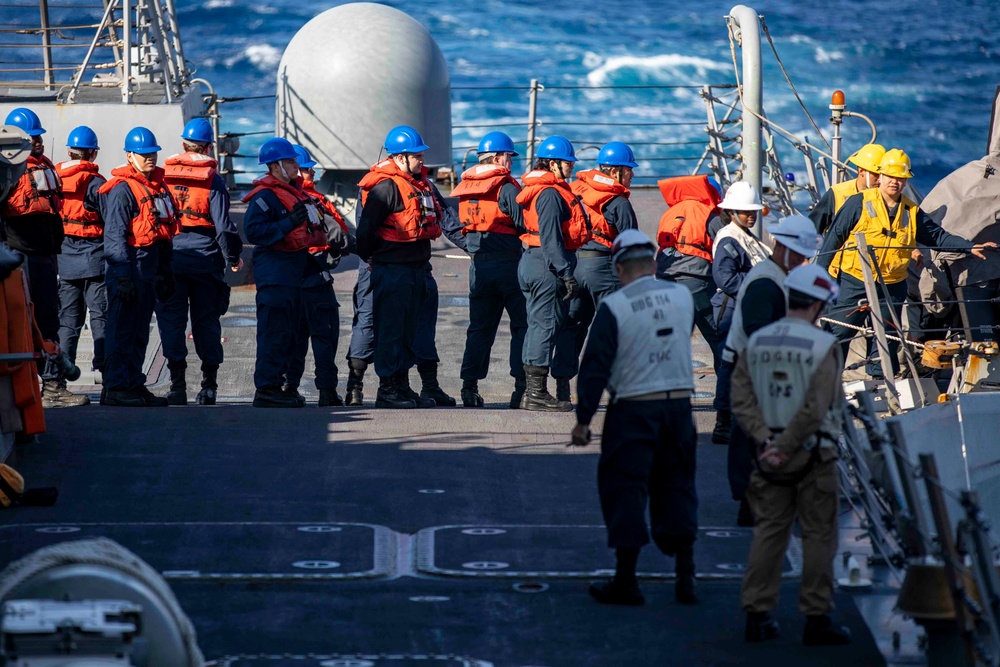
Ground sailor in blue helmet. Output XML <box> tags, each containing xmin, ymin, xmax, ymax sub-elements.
<box><xmin>284</xmin><ymin>143</ymin><xmax>353</xmax><ymax>407</ymax></box>
<box><xmin>156</xmin><ymin>117</ymin><xmax>243</xmax><ymax>406</ymax></box>
<box><xmin>98</xmin><ymin>127</ymin><xmax>177</xmax><ymax>406</ymax></box>
<box><xmin>2</xmin><ymin>108</ymin><xmax>67</xmax><ymax>404</ymax></box>
<box><xmin>570</xmin><ymin>229</ymin><xmax>699</xmax><ymax>607</ymax></box>
<box><xmin>449</xmin><ymin>131</ymin><xmax>528</xmax><ymax>408</ymax></box>
<box><xmin>515</xmin><ymin>135</ymin><xmax>592</xmax><ymax>411</ymax></box>
<box><xmin>352</xmin><ymin>125</ymin><xmax>455</xmax><ymax>409</ymax></box>
<box><xmin>552</xmin><ymin>141</ymin><xmax>639</xmax><ymax>404</ymax></box>
<box><xmin>242</xmin><ymin>137</ymin><xmax>327</xmax><ymax>408</ymax></box>
<box><xmin>51</xmin><ymin>126</ymin><xmax>106</xmax><ymax>408</ymax></box>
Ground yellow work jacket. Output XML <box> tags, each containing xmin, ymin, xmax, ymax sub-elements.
<box><xmin>838</xmin><ymin>189</ymin><xmax>919</xmax><ymax>285</ymax></box>
<box><xmin>827</xmin><ymin>179</ymin><xmax>859</xmax><ymax>277</ymax></box>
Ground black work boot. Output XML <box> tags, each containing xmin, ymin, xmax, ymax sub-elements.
<box><xmin>555</xmin><ymin>377</ymin><xmax>572</xmax><ymax>403</ymax></box>
<box><xmin>745</xmin><ymin>611</ymin><xmax>780</xmax><ymax>643</ymax></box>
<box><xmin>803</xmin><ymin>615</ymin><xmax>851</xmax><ymax>646</ymax></box>
<box><xmin>167</xmin><ymin>362</ymin><xmax>187</xmax><ymax>406</ymax></box>
<box><xmin>397</xmin><ymin>371</ymin><xmax>436</xmax><ymax>408</ymax></box>
<box><xmin>521</xmin><ymin>366</ymin><xmax>573</xmax><ymax>412</ymax></box>
<box><xmin>509</xmin><ymin>376</ymin><xmax>526</xmax><ymax>409</ymax></box>
<box><xmin>418</xmin><ymin>361</ymin><xmax>456</xmax><ymax>407</ymax></box>
<box><xmin>101</xmin><ymin>389</ymin><xmax>145</xmax><ymax>407</ymax></box>
<box><xmin>318</xmin><ymin>389</ymin><xmax>344</xmax><ymax>407</ymax></box>
<box><xmin>196</xmin><ymin>365</ymin><xmax>218</xmax><ymax>406</ymax></box>
<box><xmin>345</xmin><ymin>358</ymin><xmax>367</xmax><ymax>407</ymax></box>
<box><xmin>675</xmin><ymin>547</ymin><xmax>698</xmax><ymax>605</ymax></box>
<box><xmin>42</xmin><ymin>379</ymin><xmax>89</xmax><ymax>408</ymax></box>
<box><xmin>253</xmin><ymin>386</ymin><xmax>302</xmax><ymax>408</ymax></box>
<box><xmin>135</xmin><ymin>385</ymin><xmax>169</xmax><ymax>407</ymax></box>
<box><xmin>375</xmin><ymin>376</ymin><xmax>417</xmax><ymax>409</ymax></box>
<box><xmin>589</xmin><ymin>547</ymin><xmax>644</xmax><ymax>606</ymax></box>
<box><xmin>711</xmin><ymin>410</ymin><xmax>732</xmax><ymax>444</ymax></box>
<box><xmin>283</xmin><ymin>385</ymin><xmax>307</xmax><ymax>407</ymax></box>
<box><xmin>461</xmin><ymin>379</ymin><xmax>484</xmax><ymax>407</ymax></box>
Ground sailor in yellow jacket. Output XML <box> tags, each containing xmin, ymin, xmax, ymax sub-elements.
<box><xmin>808</xmin><ymin>143</ymin><xmax>883</xmax><ymax>237</ymax></box>
<box><xmin>816</xmin><ymin>149</ymin><xmax>996</xmax><ymax>377</ymax></box>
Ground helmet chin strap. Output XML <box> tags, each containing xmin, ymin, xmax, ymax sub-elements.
<box><xmin>127</xmin><ymin>152</ymin><xmax>145</xmax><ymax>174</ymax></box>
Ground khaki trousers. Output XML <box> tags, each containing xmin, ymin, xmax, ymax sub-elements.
<box><xmin>740</xmin><ymin>455</ymin><xmax>839</xmax><ymax>616</ymax></box>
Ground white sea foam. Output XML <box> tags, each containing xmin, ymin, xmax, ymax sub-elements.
<box><xmin>814</xmin><ymin>47</ymin><xmax>845</xmax><ymax>64</ymax></box>
<box><xmin>225</xmin><ymin>44</ymin><xmax>281</xmax><ymax>73</ymax></box>
<box><xmin>202</xmin><ymin>0</ymin><xmax>233</xmax><ymax>8</ymax></box>
<box><xmin>251</xmin><ymin>3</ymin><xmax>278</xmax><ymax>14</ymax></box>
<box><xmin>586</xmin><ymin>53</ymin><xmax>730</xmax><ymax>86</ymax></box>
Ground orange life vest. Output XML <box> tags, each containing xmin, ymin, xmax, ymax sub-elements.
<box><xmin>0</xmin><ymin>269</ymin><xmax>47</xmax><ymax>436</ymax></box>
<box><xmin>451</xmin><ymin>164</ymin><xmax>520</xmax><ymax>236</ymax></box>
<box><xmin>516</xmin><ymin>170</ymin><xmax>591</xmax><ymax>250</ymax></box>
<box><xmin>163</xmin><ymin>152</ymin><xmax>217</xmax><ymax>230</ymax></box>
<box><xmin>302</xmin><ymin>178</ymin><xmax>348</xmax><ymax>254</ymax></box>
<box><xmin>55</xmin><ymin>160</ymin><xmax>103</xmax><ymax>238</ymax></box>
<box><xmin>358</xmin><ymin>160</ymin><xmax>442</xmax><ymax>242</ymax></box>
<box><xmin>241</xmin><ymin>174</ymin><xmax>328</xmax><ymax>253</ymax></box>
<box><xmin>571</xmin><ymin>169</ymin><xmax>629</xmax><ymax>249</ymax></box>
<box><xmin>2</xmin><ymin>154</ymin><xmax>61</xmax><ymax>218</ymax></box>
<box><xmin>655</xmin><ymin>175</ymin><xmax>721</xmax><ymax>262</ymax></box>
<box><xmin>97</xmin><ymin>165</ymin><xmax>177</xmax><ymax>248</ymax></box>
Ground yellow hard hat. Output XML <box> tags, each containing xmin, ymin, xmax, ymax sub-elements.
<box><xmin>879</xmin><ymin>148</ymin><xmax>913</xmax><ymax>179</ymax></box>
<box><xmin>847</xmin><ymin>143</ymin><xmax>885</xmax><ymax>173</ymax></box>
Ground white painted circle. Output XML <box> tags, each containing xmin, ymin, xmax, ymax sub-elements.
<box><xmin>462</xmin><ymin>561</ymin><xmax>509</xmax><ymax>570</ymax></box>
<box><xmin>35</xmin><ymin>526</ymin><xmax>80</xmax><ymax>534</ymax></box>
<box><xmin>705</xmin><ymin>530</ymin><xmax>745</xmax><ymax>538</ymax></box>
<box><xmin>292</xmin><ymin>560</ymin><xmax>341</xmax><ymax>569</ymax></box>
<box><xmin>462</xmin><ymin>528</ymin><xmax>507</xmax><ymax>536</ymax></box>
<box><xmin>716</xmin><ymin>563</ymin><xmax>746</xmax><ymax>571</ymax></box>
<box><xmin>409</xmin><ymin>595</ymin><xmax>451</xmax><ymax>602</ymax></box>
<box><xmin>320</xmin><ymin>661</ymin><xmax>374</xmax><ymax>667</ymax></box>
<box><xmin>297</xmin><ymin>525</ymin><xmax>343</xmax><ymax>533</ymax></box>
<box><xmin>419</xmin><ymin>489</ymin><xmax>446</xmax><ymax>494</ymax></box>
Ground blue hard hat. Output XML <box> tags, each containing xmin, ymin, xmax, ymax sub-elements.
<box><xmin>596</xmin><ymin>141</ymin><xmax>638</xmax><ymax>168</ymax></box>
<box><xmin>536</xmin><ymin>136</ymin><xmax>577</xmax><ymax>163</ymax></box>
<box><xmin>292</xmin><ymin>144</ymin><xmax>316</xmax><ymax>169</ymax></box>
<box><xmin>258</xmin><ymin>137</ymin><xmax>297</xmax><ymax>165</ymax></box>
<box><xmin>124</xmin><ymin>126</ymin><xmax>161</xmax><ymax>154</ymax></box>
<box><xmin>5</xmin><ymin>107</ymin><xmax>45</xmax><ymax>136</ymax></box>
<box><xmin>384</xmin><ymin>125</ymin><xmax>429</xmax><ymax>154</ymax></box>
<box><xmin>66</xmin><ymin>125</ymin><xmax>99</xmax><ymax>150</ymax></box>
<box><xmin>477</xmin><ymin>131</ymin><xmax>518</xmax><ymax>156</ymax></box>
<box><xmin>180</xmin><ymin>117</ymin><xmax>214</xmax><ymax>144</ymax></box>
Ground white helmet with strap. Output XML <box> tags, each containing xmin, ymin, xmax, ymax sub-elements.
<box><xmin>784</xmin><ymin>264</ymin><xmax>839</xmax><ymax>303</ymax></box>
<box><xmin>766</xmin><ymin>214</ymin><xmax>821</xmax><ymax>258</ymax></box>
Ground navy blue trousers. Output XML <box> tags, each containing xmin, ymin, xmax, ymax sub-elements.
<box><xmin>599</xmin><ymin>398</ymin><xmax>699</xmax><ymax>553</ymax></box>
<box><xmin>461</xmin><ymin>256</ymin><xmax>527</xmax><ymax>380</ymax></box>
<box><xmin>154</xmin><ymin>272</ymin><xmax>227</xmax><ymax>368</ymax></box>
<box><xmin>552</xmin><ymin>253</ymin><xmax>619</xmax><ymax>379</ymax></box>
<box><xmin>287</xmin><ymin>281</ymin><xmax>340</xmax><ymax>390</ymax></box>
<box><xmin>254</xmin><ymin>284</ymin><xmax>301</xmax><ymax>389</ymax></box>
<box><xmin>518</xmin><ymin>247</ymin><xmax>574</xmax><ymax>369</ymax></box>
<box><xmin>58</xmin><ymin>275</ymin><xmax>107</xmax><ymax>371</ymax></box>
<box><xmin>104</xmin><ymin>277</ymin><xmax>156</xmax><ymax>391</ymax></box>
<box><xmin>370</xmin><ymin>262</ymin><xmax>426</xmax><ymax>378</ymax></box>
<box><xmin>828</xmin><ymin>273</ymin><xmax>907</xmax><ymax>377</ymax></box>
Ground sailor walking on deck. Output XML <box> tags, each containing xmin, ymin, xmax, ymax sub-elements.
<box><xmin>572</xmin><ymin>229</ymin><xmax>698</xmax><ymax>607</ymax></box>
<box><xmin>52</xmin><ymin>126</ymin><xmax>107</xmax><ymax>408</ymax></box>
<box><xmin>242</xmin><ymin>137</ymin><xmax>327</xmax><ymax>408</ymax></box>
<box><xmin>158</xmin><ymin>118</ymin><xmax>243</xmax><ymax>406</ymax></box>
<box><xmin>285</xmin><ymin>144</ymin><xmax>352</xmax><ymax>407</ymax></box>
<box><xmin>98</xmin><ymin>127</ymin><xmax>176</xmax><ymax>407</ymax></box>
<box><xmin>817</xmin><ymin>148</ymin><xmax>995</xmax><ymax>378</ymax></box>
<box><xmin>551</xmin><ymin>141</ymin><xmax>639</xmax><ymax>403</ymax></box>
<box><xmin>355</xmin><ymin>125</ymin><xmax>448</xmax><ymax>409</ymax></box>
<box><xmin>1</xmin><ymin>108</ymin><xmax>66</xmax><ymax>405</ymax></box>
<box><xmin>722</xmin><ymin>215</ymin><xmax>820</xmax><ymax>526</ymax></box>
<box><xmin>449</xmin><ymin>132</ymin><xmax>528</xmax><ymax>408</ymax></box>
<box><xmin>733</xmin><ymin>263</ymin><xmax>851</xmax><ymax>646</ymax></box>
<box><xmin>516</xmin><ymin>135</ymin><xmax>591</xmax><ymax>412</ymax></box>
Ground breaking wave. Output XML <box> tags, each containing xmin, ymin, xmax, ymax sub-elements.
<box><xmin>586</xmin><ymin>53</ymin><xmax>731</xmax><ymax>87</ymax></box>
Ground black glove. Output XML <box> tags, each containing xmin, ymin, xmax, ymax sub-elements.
<box><xmin>560</xmin><ymin>275</ymin><xmax>579</xmax><ymax>301</ymax></box>
<box><xmin>288</xmin><ymin>201</ymin><xmax>311</xmax><ymax>227</ymax></box>
<box><xmin>155</xmin><ymin>272</ymin><xmax>176</xmax><ymax>303</ymax></box>
<box><xmin>116</xmin><ymin>277</ymin><xmax>137</xmax><ymax>304</ymax></box>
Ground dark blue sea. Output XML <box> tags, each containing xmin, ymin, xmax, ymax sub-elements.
<box><xmin>12</xmin><ymin>0</ymin><xmax>1000</xmax><ymax>193</ymax></box>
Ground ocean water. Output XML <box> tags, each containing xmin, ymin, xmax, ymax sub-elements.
<box><xmin>7</xmin><ymin>0</ymin><xmax>1000</xmax><ymax>193</ymax></box>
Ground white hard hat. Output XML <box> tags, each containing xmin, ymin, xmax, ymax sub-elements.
<box><xmin>766</xmin><ymin>214</ymin><xmax>821</xmax><ymax>258</ymax></box>
<box><xmin>612</xmin><ymin>229</ymin><xmax>656</xmax><ymax>263</ymax></box>
<box><xmin>718</xmin><ymin>181</ymin><xmax>765</xmax><ymax>211</ymax></box>
<box><xmin>784</xmin><ymin>264</ymin><xmax>839</xmax><ymax>303</ymax></box>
